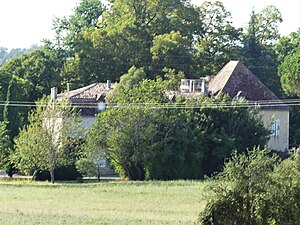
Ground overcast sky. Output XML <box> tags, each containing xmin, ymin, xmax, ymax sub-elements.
<box><xmin>0</xmin><ymin>0</ymin><xmax>299</xmax><ymax>49</ymax></box>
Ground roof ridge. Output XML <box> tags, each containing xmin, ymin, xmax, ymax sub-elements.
<box><xmin>70</xmin><ymin>83</ymin><xmax>98</xmax><ymax>98</ymax></box>
<box><xmin>57</xmin><ymin>83</ymin><xmax>98</xmax><ymax>98</ymax></box>
<box><xmin>208</xmin><ymin>60</ymin><xmax>239</xmax><ymax>95</ymax></box>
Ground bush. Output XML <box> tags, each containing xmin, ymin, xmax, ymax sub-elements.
<box><xmin>34</xmin><ymin>165</ymin><xmax>82</xmax><ymax>181</ymax></box>
<box><xmin>197</xmin><ymin>147</ymin><xmax>300</xmax><ymax>225</ymax></box>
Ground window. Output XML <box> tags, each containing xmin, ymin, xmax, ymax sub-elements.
<box><xmin>271</xmin><ymin>119</ymin><xmax>280</xmax><ymax>137</ymax></box>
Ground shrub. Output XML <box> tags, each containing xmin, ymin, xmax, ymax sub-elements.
<box><xmin>34</xmin><ymin>165</ymin><xmax>82</xmax><ymax>181</ymax></box>
<box><xmin>197</xmin><ymin>147</ymin><xmax>300</xmax><ymax>225</ymax></box>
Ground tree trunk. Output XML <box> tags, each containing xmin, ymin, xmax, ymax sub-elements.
<box><xmin>31</xmin><ymin>169</ymin><xmax>39</xmax><ymax>181</ymax></box>
<box><xmin>50</xmin><ymin>168</ymin><xmax>55</xmax><ymax>183</ymax></box>
<box><xmin>96</xmin><ymin>168</ymin><xmax>101</xmax><ymax>182</ymax></box>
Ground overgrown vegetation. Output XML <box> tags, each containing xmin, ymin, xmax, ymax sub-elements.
<box><xmin>0</xmin><ymin>0</ymin><xmax>299</xmax><ymax>182</ymax></box>
<box><xmin>197</xmin><ymin>147</ymin><xmax>300</xmax><ymax>225</ymax></box>
<box><xmin>84</xmin><ymin>72</ymin><xmax>269</xmax><ymax>180</ymax></box>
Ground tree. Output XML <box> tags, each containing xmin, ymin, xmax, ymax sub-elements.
<box><xmin>276</xmin><ymin>30</ymin><xmax>300</xmax><ymax>97</ymax></box>
<box><xmin>276</xmin><ymin>30</ymin><xmax>300</xmax><ymax>147</ymax></box>
<box><xmin>278</xmin><ymin>49</ymin><xmax>300</xmax><ymax>97</ymax></box>
<box><xmin>13</xmin><ymin>98</ymin><xmax>83</xmax><ymax>183</ymax></box>
<box><xmin>275</xmin><ymin>29</ymin><xmax>300</xmax><ymax>63</ymax></box>
<box><xmin>241</xmin><ymin>6</ymin><xmax>283</xmax><ymax>95</ymax></box>
<box><xmin>1</xmin><ymin>49</ymin><xmax>61</xmax><ymax>101</ymax></box>
<box><xmin>0</xmin><ymin>48</ymin><xmax>63</xmax><ymax>139</ymax></box>
<box><xmin>52</xmin><ymin>0</ymin><xmax>105</xmax><ymax>54</ymax></box>
<box><xmin>0</xmin><ymin>121</ymin><xmax>13</xmax><ymax>176</ymax></box>
<box><xmin>150</xmin><ymin>31</ymin><xmax>194</xmax><ymax>77</ymax></box>
<box><xmin>0</xmin><ymin>46</ymin><xmax>39</xmax><ymax>66</ymax></box>
<box><xmin>64</xmin><ymin>0</ymin><xmax>202</xmax><ymax>85</ymax></box>
<box><xmin>195</xmin><ymin>1</ymin><xmax>242</xmax><ymax>76</ymax></box>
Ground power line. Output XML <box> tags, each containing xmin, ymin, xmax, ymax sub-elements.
<box><xmin>0</xmin><ymin>98</ymin><xmax>300</xmax><ymax>109</ymax></box>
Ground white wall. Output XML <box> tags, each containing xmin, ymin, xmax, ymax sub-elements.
<box><xmin>81</xmin><ymin>116</ymin><xmax>96</xmax><ymax>131</ymax></box>
<box><xmin>261</xmin><ymin>109</ymin><xmax>289</xmax><ymax>151</ymax></box>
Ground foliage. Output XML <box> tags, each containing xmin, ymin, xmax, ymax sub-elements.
<box><xmin>197</xmin><ymin>147</ymin><xmax>300</xmax><ymax>225</ymax></box>
<box><xmin>276</xmin><ymin>29</ymin><xmax>300</xmax><ymax>61</ymax></box>
<box><xmin>0</xmin><ymin>121</ymin><xmax>13</xmax><ymax>174</ymax></box>
<box><xmin>86</xmin><ymin>71</ymin><xmax>269</xmax><ymax>180</ymax></box>
<box><xmin>241</xmin><ymin>6</ymin><xmax>283</xmax><ymax>96</ymax></box>
<box><xmin>0</xmin><ymin>47</ymin><xmax>65</xmax><ymax>139</ymax></box>
<box><xmin>33</xmin><ymin>165</ymin><xmax>82</xmax><ymax>181</ymax></box>
<box><xmin>150</xmin><ymin>31</ymin><xmax>194</xmax><ymax>77</ymax></box>
<box><xmin>288</xmin><ymin>105</ymin><xmax>300</xmax><ymax>147</ymax></box>
<box><xmin>276</xmin><ymin>30</ymin><xmax>300</xmax><ymax>147</ymax></box>
<box><xmin>52</xmin><ymin>0</ymin><xmax>105</xmax><ymax>53</ymax></box>
<box><xmin>195</xmin><ymin>1</ymin><xmax>242</xmax><ymax>76</ymax></box>
<box><xmin>75</xmin><ymin>154</ymin><xmax>109</xmax><ymax>180</ymax></box>
<box><xmin>278</xmin><ymin>48</ymin><xmax>300</xmax><ymax>97</ymax></box>
<box><xmin>62</xmin><ymin>0</ymin><xmax>202</xmax><ymax>86</ymax></box>
<box><xmin>13</xmin><ymin>98</ymin><xmax>84</xmax><ymax>183</ymax></box>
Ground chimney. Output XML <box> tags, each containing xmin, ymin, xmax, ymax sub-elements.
<box><xmin>189</xmin><ymin>80</ymin><xmax>193</xmax><ymax>92</ymax></box>
<box><xmin>201</xmin><ymin>79</ymin><xmax>208</xmax><ymax>96</ymax></box>
<box><xmin>51</xmin><ymin>87</ymin><xmax>57</xmax><ymax>100</ymax></box>
<box><xmin>106</xmin><ymin>80</ymin><xmax>111</xmax><ymax>89</ymax></box>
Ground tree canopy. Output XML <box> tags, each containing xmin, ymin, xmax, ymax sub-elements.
<box><xmin>13</xmin><ymin>98</ymin><xmax>83</xmax><ymax>183</ymax></box>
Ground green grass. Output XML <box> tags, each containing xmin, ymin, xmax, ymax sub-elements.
<box><xmin>0</xmin><ymin>179</ymin><xmax>207</xmax><ymax>225</ymax></box>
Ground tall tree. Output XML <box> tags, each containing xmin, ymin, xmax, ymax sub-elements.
<box><xmin>0</xmin><ymin>121</ymin><xmax>13</xmax><ymax>176</ymax></box>
<box><xmin>52</xmin><ymin>0</ymin><xmax>105</xmax><ymax>53</ymax></box>
<box><xmin>241</xmin><ymin>6</ymin><xmax>283</xmax><ymax>95</ymax></box>
<box><xmin>64</xmin><ymin>0</ymin><xmax>202</xmax><ymax>86</ymax></box>
<box><xmin>276</xmin><ymin>29</ymin><xmax>300</xmax><ymax>97</ymax></box>
<box><xmin>150</xmin><ymin>31</ymin><xmax>194</xmax><ymax>77</ymax></box>
<box><xmin>195</xmin><ymin>1</ymin><xmax>242</xmax><ymax>76</ymax></box>
<box><xmin>278</xmin><ymin>49</ymin><xmax>300</xmax><ymax>97</ymax></box>
<box><xmin>275</xmin><ymin>29</ymin><xmax>300</xmax><ymax>63</ymax></box>
<box><xmin>275</xmin><ymin>30</ymin><xmax>300</xmax><ymax>147</ymax></box>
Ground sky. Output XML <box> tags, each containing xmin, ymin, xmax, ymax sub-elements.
<box><xmin>0</xmin><ymin>0</ymin><xmax>299</xmax><ymax>49</ymax></box>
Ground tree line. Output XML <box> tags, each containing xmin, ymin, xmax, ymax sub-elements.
<box><xmin>0</xmin><ymin>0</ymin><xmax>299</xmax><ymax>180</ymax></box>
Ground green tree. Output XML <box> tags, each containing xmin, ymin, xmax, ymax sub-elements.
<box><xmin>241</xmin><ymin>6</ymin><xmax>283</xmax><ymax>95</ymax></box>
<box><xmin>52</xmin><ymin>0</ymin><xmax>105</xmax><ymax>54</ymax></box>
<box><xmin>66</xmin><ymin>0</ymin><xmax>202</xmax><ymax>85</ymax></box>
<box><xmin>1</xmin><ymin>49</ymin><xmax>61</xmax><ymax>101</ymax></box>
<box><xmin>278</xmin><ymin>49</ymin><xmax>300</xmax><ymax>97</ymax></box>
<box><xmin>276</xmin><ymin>29</ymin><xmax>300</xmax><ymax>97</ymax></box>
<box><xmin>275</xmin><ymin>29</ymin><xmax>300</xmax><ymax>63</ymax></box>
<box><xmin>0</xmin><ymin>48</ymin><xmax>63</xmax><ymax>139</ymax></box>
<box><xmin>13</xmin><ymin>98</ymin><xmax>83</xmax><ymax>183</ymax></box>
<box><xmin>276</xmin><ymin>30</ymin><xmax>300</xmax><ymax>147</ymax></box>
<box><xmin>151</xmin><ymin>31</ymin><xmax>194</xmax><ymax>77</ymax></box>
<box><xmin>0</xmin><ymin>121</ymin><xmax>13</xmax><ymax>176</ymax></box>
<box><xmin>195</xmin><ymin>1</ymin><xmax>242</xmax><ymax>76</ymax></box>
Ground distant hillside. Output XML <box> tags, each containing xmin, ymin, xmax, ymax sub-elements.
<box><xmin>0</xmin><ymin>45</ymin><xmax>41</xmax><ymax>66</ymax></box>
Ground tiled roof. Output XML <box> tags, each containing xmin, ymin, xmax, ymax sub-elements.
<box><xmin>57</xmin><ymin>83</ymin><xmax>113</xmax><ymax>102</ymax></box>
<box><xmin>208</xmin><ymin>61</ymin><xmax>287</xmax><ymax>110</ymax></box>
<box><xmin>208</xmin><ymin>61</ymin><xmax>279</xmax><ymax>101</ymax></box>
<box><xmin>165</xmin><ymin>90</ymin><xmax>205</xmax><ymax>100</ymax></box>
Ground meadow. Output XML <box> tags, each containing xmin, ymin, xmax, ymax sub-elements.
<box><xmin>0</xmin><ymin>179</ymin><xmax>207</xmax><ymax>225</ymax></box>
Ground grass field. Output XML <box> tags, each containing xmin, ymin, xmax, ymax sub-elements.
<box><xmin>0</xmin><ymin>179</ymin><xmax>207</xmax><ymax>225</ymax></box>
